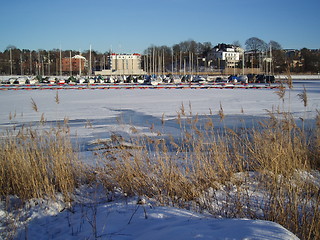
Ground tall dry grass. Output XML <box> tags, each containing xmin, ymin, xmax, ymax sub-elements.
<box><xmin>0</xmin><ymin>125</ymin><xmax>82</xmax><ymax>202</ymax></box>
<box><xmin>0</xmin><ymin>95</ymin><xmax>86</xmax><ymax>202</ymax></box>
<box><xmin>96</xmin><ymin>103</ymin><xmax>320</xmax><ymax>240</ymax></box>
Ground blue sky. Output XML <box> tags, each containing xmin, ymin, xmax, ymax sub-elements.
<box><xmin>1</xmin><ymin>0</ymin><xmax>319</xmax><ymax>53</ymax></box>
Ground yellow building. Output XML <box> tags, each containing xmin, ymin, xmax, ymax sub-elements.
<box><xmin>95</xmin><ymin>53</ymin><xmax>146</xmax><ymax>76</ymax></box>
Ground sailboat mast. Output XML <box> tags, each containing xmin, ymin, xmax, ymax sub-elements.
<box><xmin>29</xmin><ymin>51</ymin><xmax>32</xmax><ymax>75</ymax></box>
<box><xmin>162</xmin><ymin>48</ymin><xmax>164</xmax><ymax>76</ymax></box>
<box><xmin>270</xmin><ymin>44</ymin><xmax>272</xmax><ymax>75</ymax></box>
<box><xmin>69</xmin><ymin>51</ymin><xmax>72</xmax><ymax>76</ymax></box>
<box><xmin>242</xmin><ymin>50</ymin><xmax>245</xmax><ymax>76</ymax></box>
<box><xmin>89</xmin><ymin>44</ymin><xmax>92</xmax><ymax>76</ymax></box>
<box><xmin>265</xmin><ymin>50</ymin><xmax>268</xmax><ymax>75</ymax></box>
<box><xmin>179</xmin><ymin>51</ymin><xmax>182</xmax><ymax>74</ymax></box>
<box><xmin>59</xmin><ymin>46</ymin><xmax>62</xmax><ymax>76</ymax></box>
<box><xmin>79</xmin><ymin>50</ymin><xmax>81</xmax><ymax>76</ymax></box>
<box><xmin>171</xmin><ymin>47</ymin><xmax>173</xmax><ymax>75</ymax></box>
<box><xmin>10</xmin><ymin>48</ymin><xmax>12</xmax><ymax>75</ymax></box>
<box><xmin>189</xmin><ymin>51</ymin><xmax>191</xmax><ymax>74</ymax></box>
<box><xmin>48</xmin><ymin>51</ymin><xmax>50</xmax><ymax>76</ymax></box>
<box><xmin>152</xmin><ymin>47</ymin><xmax>155</xmax><ymax>76</ymax></box>
<box><xmin>20</xmin><ymin>53</ymin><xmax>23</xmax><ymax>75</ymax></box>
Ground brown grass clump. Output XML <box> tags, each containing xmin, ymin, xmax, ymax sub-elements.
<box><xmin>248</xmin><ymin>112</ymin><xmax>309</xmax><ymax>175</ymax></box>
<box><xmin>0</xmin><ymin>95</ymin><xmax>90</xmax><ymax>203</ymax></box>
<box><xmin>243</xmin><ymin>111</ymin><xmax>319</xmax><ymax>239</ymax></box>
<box><xmin>0</xmin><ymin>125</ymin><xmax>82</xmax><ymax>202</ymax></box>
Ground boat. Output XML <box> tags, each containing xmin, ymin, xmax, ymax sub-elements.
<box><xmin>228</xmin><ymin>75</ymin><xmax>238</xmax><ymax>83</ymax></box>
<box><xmin>136</xmin><ymin>77</ymin><xmax>145</xmax><ymax>84</ymax></box>
<box><xmin>13</xmin><ymin>77</ymin><xmax>29</xmax><ymax>85</ymax></box>
<box><xmin>145</xmin><ymin>75</ymin><xmax>162</xmax><ymax>86</ymax></box>
<box><xmin>170</xmin><ymin>75</ymin><xmax>181</xmax><ymax>84</ymax></box>
<box><xmin>215</xmin><ymin>76</ymin><xmax>229</xmax><ymax>83</ymax></box>
<box><xmin>77</xmin><ymin>78</ymin><xmax>86</xmax><ymax>84</ymax></box>
<box><xmin>255</xmin><ymin>74</ymin><xmax>275</xmax><ymax>83</ymax></box>
<box><xmin>48</xmin><ymin>77</ymin><xmax>56</xmax><ymax>84</ymax></box>
<box><xmin>237</xmin><ymin>75</ymin><xmax>248</xmax><ymax>84</ymax></box>
<box><xmin>150</xmin><ymin>77</ymin><xmax>162</xmax><ymax>86</ymax></box>
<box><xmin>192</xmin><ymin>76</ymin><xmax>207</xmax><ymax>83</ymax></box>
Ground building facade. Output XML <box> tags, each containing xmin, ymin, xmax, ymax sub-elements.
<box><xmin>94</xmin><ymin>53</ymin><xmax>146</xmax><ymax>76</ymax></box>
<box><xmin>208</xmin><ymin>43</ymin><xmax>244</xmax><ymax>69</ymax></box>
<box><xmin>62</xmin><ymin>55</ymin><xmax>87</xmax><ymax>75</ymax></box>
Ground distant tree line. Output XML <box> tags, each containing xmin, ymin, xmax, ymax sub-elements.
<box><xmin>142</xmin><ymin>40</ymin><xmax>213</xmax><ymax>74</ymax></box>
<box><xmin>244</xmin><ymin>37</ymin><xmax>320</xmax><ymax>73</ymax></box>
<box><xmin>0</xmin><ymin>46</ymin><xmax>110</xmax><ymax>76</ymax></box>
<box><xmin>0</xmin><ymin>38</ymin><xmax>319</xmax><ymax>76</ymax></box>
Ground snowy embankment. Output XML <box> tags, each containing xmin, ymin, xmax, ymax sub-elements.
<box><xmin>1</xmin><ymin>79</ymin><xmax>319</xmax><ymax>239</ymax></box>
<box><xmin>2</xmin><ymin>193</ymin><xmax>298</xmax><ymax>240</ymax></box>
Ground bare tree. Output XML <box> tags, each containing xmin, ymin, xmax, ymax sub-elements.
<box><xmin>245</xmin><ymin>37</ymin><xmax>267</xmax><ymax>53</ymax></box>
<box><xmin>269</xmin><ymin>40</ymin><xmax>282</xmax><ymax>50</ymax></box>
<box><xmin>233</xmin><ymin>40</ymin><xmax>242</xmax><ymax>48</ymax></box>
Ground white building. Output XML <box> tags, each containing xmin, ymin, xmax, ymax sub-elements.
<box><xmin>208</xmin><ymin>44</ymin><xmax>244</xmax><ymax>69</ymax></box>
<box><xmin>94</xmin><ymin>53</ymin><xmax>146</xmax><ymax>76</ymax></box>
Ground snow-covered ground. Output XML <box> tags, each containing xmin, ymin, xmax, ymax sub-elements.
<box><xmin>276</xmin><ymin>74</ymin><xmax>320</xmax><ymax>80</ymax></box>
<box><xmin>3</xmin><ymin>192</ymin><xmax>298</xmax><ymax>240</ymax></box>
<box><xmin>1</xmin><ymin>79</ymin><xmax>319</xmax><ymax>239</ymax></box>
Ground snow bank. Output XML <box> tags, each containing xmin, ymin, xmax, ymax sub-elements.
<box><xmin>7</xmin><ymin>198</ymin><xmax>298</xmax><ymax>240</ymax></box>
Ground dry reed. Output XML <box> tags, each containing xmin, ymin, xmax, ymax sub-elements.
<box><xmin>96</xmin><ymin>104</ymin><xmax>320</xmax><ymax>240</ymax></box>
<box><xmin>0</xmin><ymin>126</ymin><xmax>82</xmax><ymax>202</ymax></box>
<box><xmin>0</xmin><ymin>96</ymin><xmax>86</xmax><ymax>202</ymax></box>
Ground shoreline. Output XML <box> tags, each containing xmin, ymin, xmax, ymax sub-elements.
<box><xmin>275</xmin><ymin>74</ymin><xmax>320</xmax><ymax>80</ymax></box>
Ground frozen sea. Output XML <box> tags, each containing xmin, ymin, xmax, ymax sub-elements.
<box><xmin>0</xmin><ymin>79</ymin><xmax>319</xmax><ymax>151</ymax></box>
